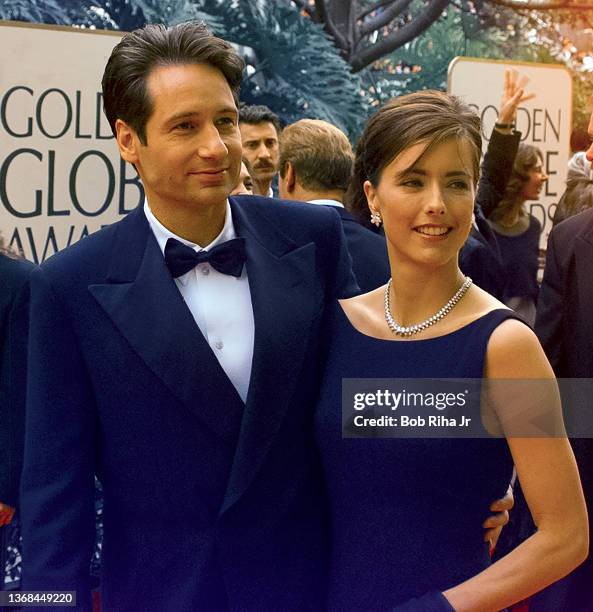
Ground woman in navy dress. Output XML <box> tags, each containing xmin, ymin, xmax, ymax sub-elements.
<box><xmin>487</xmin><ymin>143</ymin><xmax>547</xmax><ymax>325</ymax></box>
<box><xmin>315</xmin><ymin>91</ymin><xmax>588</xmax><ymax>611</ymax></box>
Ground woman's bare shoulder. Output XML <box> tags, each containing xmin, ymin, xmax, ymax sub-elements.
<box><xmin>485</xmin><ymin>316</ymin><xmax>554</xmax><ymax>380</ymax></box>
<box><xmin>468</xmin><ymin>283</ymin><xmax>508</xmax><ymax>313</ymax></box>
<box><xmin>338</xmin><ymin>286</ymin><xmax>387</xmax><ymax>337</ymax></box>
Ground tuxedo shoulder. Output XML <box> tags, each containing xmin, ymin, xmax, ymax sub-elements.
<box><xmin>552</xmin><ymin>207</ymin><xmax>593</xmax><ymax>240</ymax></box>
<box><xmin>0</xmin><ymin>255</ymin><xmax>35</xmax><ymax>308</ymax></box>
<box><xmin>36</xmin><ymin>213</ymin><xmax>126</xmax><ymax>283</ymax></box>
<box><xmin>0</xmin><ymin>253</ymin><xmax>36</xmax><ymax>281</ymax></box>
<box><xmin>231</xmin><ymin>195</ymin><xmax>341</xmax><ymax>237</ymax></box>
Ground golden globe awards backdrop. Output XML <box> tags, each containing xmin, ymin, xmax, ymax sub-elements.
<box><xmin>448</xmin><ymin>57</ymin><xmax>573</xmax><ymax>249</ymax></box>
<box><xmin>0</xmin><ymin>21</ymin><xmax>143</xmax><ymax>263</ymax></box>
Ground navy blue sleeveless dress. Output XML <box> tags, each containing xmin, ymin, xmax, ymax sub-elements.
<box><xmin>314</xmin><ymin>305</ymin><xmax>522</xmax><ymax>610</ymax></box>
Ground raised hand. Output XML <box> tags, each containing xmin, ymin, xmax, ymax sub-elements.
<box><xmin>497</xmin><ymin>68</ymin><xmax>535</xmax><ymax>130</ymax></box>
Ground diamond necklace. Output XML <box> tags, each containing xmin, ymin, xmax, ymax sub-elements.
<box><xmin>384</xmin><ymin>276</ymin><xmax>472</xmax><ymax>337</ymax></box>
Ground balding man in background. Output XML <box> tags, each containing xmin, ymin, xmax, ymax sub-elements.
<box><xmin>278</xmin><ymin>119</ymin><xmax>390</xmax><ymax>292</ymax></box>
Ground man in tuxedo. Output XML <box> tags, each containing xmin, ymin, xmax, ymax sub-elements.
<box><xmin>532</xmin><ymin>111</ymin><xmax>593</xmax><ymax>610</ymax></box>
<box><xmin>239</xmin><ymin>105</ymin><xmax>280</xmax><ymax>197</ymax></box>
<box><xmin>20</xmin><ymin>23</ymin><xmax>357</xmax><ymax>612</ymax></box>
<box><xmin>278</xmin><ymin>118</ymin><xmax>390</xmax><ymax>292</ymax></box>
<box><xmin>0</xmin><ymin>249</ymin><xmax>34</xmax><ymax>591</ymax></box>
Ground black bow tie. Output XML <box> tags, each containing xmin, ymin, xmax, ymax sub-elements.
<box><xmin>164</xmin><ymin>237</ymin><xmax>246</xmax><ymax>278</ymax></box>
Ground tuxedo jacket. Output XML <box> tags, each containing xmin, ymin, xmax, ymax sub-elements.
<box><xmin>459</xmin><ymin>228</ymin><xmax>505</xmax><ymax>301</ymax></box>
<box><xmin>0</xmin><ymin>254</ymin><xmax>34</xmax><ymax>507</ymax></box>
<box><xmin>20</xmin><ymin>196</ymin><xmax>358</xmax><ymax>612</ymax></box>
<box><xmin>535</xmin><ymin>208</ymin><xmax>593</xmax><ymax>377</ymax></box>
<box><xmin>533</xmin><ymin>208</ymin><xmax>593</xmax><ymax>610</ymax></box>
<box><xmin>332</xmin><ymin>207</ymin><xmax>390</xmax><ymax>293</ymax></box>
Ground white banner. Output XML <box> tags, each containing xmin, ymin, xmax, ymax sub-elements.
<box><xmin>0</xmin><ymin>21</ymin><xmax>144</xmax><ymax>263</ymax></box>
<box><xmin>448</xmin><ymin>57</ymin><xmax>573</xmax><ymax>248</ymax></box>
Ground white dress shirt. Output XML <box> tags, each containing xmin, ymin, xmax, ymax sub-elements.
<box><xmin>144</xmin><ymin>201</ymin><xmax>254</xmax><ymax>403</ymax></box>
<box><xmin>308</xmin><ymin>199</ymin><xmax>344</xmax><ymax>208</ymax></box>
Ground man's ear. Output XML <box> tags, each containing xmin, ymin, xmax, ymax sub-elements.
<box><xmin>284</xmin><ymin>162</ymin><xmax>297</xmax><ymax>193</ymax></box>
<box><xmin>115</xmin><ymin>119</ymin><xmax>141</xmax><ymax>165</ymax></box>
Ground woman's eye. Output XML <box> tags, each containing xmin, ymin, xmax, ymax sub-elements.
<box><xmin>450</xmin><ymin>181</ymin><xmax>470</xmax><ymax>190</ymax></box>
<box><xmin>401</xmin><ymin>179</ymin><xmax>422</xmax><ymax>188</ymax></box>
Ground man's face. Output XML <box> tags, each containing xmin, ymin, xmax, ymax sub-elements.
<box><xmin>117</xmin><ymin>63</ymin><xmax>242</xmax><ymax>214</ymax></box>
<box><xmin>240</xmin><ymin>121</ymin><xmax>280</xmax><ymax>183</ymax></box>
<box><xmin>586</xmin><ymin>112</ymin><xmax>593</xmax><ymax>170</ymax></box>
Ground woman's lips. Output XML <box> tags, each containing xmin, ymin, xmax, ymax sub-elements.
<box><xmin>413</xmin><ymin>225</ymin><xmax>452</xmax><ymax>238</ymax></box>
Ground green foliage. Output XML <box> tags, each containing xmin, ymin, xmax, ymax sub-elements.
<box><xmin>359</xmin><ymin>4</ymin><xmax>518</xmax><ymax>103</ymax></box>
<box><xmin>0</xmin><ymin>0</ymin><xmax>70</xmax><ymax>23</ymax></box>
<box><xmin>3</xmin><ymin>0</ymin><xmax>589</xmax><ymax>137</ymax></box>
<box><xmin>133</xmin><ymin>0</ymin><xmax>222</xmax><ymax>28</ymax></box>
<box><xmin>0</xmin><ymin>0</ymin><xmax>370</xmax><ymax>138</ymax></box>
<box><xmin>199</xmin><ymin>0</ymin><xmax>370</xmax><ymax>138</ymax></box>
<box><xmin>500</xmin><ymin>10</ymin><xmax>593</xmax><ymax>131</ymax></box>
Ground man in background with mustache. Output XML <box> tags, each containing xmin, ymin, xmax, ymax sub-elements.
<box><xmin>239</xmin><ymin>104</ymin><xmax>280</xmax><ymax>197</ymax></box>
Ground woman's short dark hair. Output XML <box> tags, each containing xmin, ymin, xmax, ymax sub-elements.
<box><xmin>489</xmin><ymin>143</ymin><xmax>543</xmax><ymax>225</ymax></box>
<box><xmin>345</xmin><ymin>91</ymin><xmax>482</xmax><ymax>227</ymax></box>
<box><xmin>102</xmin><ymin>22</ymin><xmax>245</xmax><ymax>144</ymax></box>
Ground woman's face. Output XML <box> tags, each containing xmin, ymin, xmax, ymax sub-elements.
<box><xmin>230</xmin><ymin>161</ymin><xmax>254</xmax><ymax>196</ymax></box>
<box><xmin>521</xmin><ymin>158</ymin><xmax>548</xmax><ymax>201</ymax></box>
<box><xmin>364</xmin><ymin>137</ymin><xmax>475</xmax><ymax>270</ymax></box>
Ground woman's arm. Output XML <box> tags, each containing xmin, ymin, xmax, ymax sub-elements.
<box><xmin>476</xmin><ymin>69</ymin><xmax>527</xmax><ymax>220</ymax></box>
<box><xmin>442</xmin><ymin>319</ymin><xmax>588</xmax><ymax>612</ymax></box>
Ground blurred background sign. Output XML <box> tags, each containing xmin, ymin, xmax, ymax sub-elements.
<box><xmin>448</xmin><ymin>56</ymin><xmax>573</xmax><ymax>248</ymax></box>
<box><xmin>0</xmin><ymin>21</ymin><xmax>140</xmax><ymax>264</ymax></box>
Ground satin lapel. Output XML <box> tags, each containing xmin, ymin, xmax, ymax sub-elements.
<box><xmin>88</xmin><ymin>209</ymin><xmax>243</xmax><ymax>445</ymax></box>
<box><xmin>220</xmin><ymin>200</ymin><xmax>321</xmax><ymax>513</ymax></box>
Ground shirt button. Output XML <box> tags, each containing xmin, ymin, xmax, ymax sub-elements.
<box><xmin>214</xmin><ymin>340</ymin><xmax>224</xmax><ymax>350</ymax></box>
<box><xmin>201</xmin><ymin>265</ymin><xmax>210</xmax><ymax>276</ymax></box>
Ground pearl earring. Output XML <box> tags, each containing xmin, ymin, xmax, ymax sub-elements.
<box><xmin>370</xmin><ymin>210</ymin><xmax>382</xmax><ymax>227</ymax></box>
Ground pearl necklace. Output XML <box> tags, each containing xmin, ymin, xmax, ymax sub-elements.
<box><xmin>384</xmin><ymin>276</ymin><xmax>472</xmax><ymax>337</ymax></box>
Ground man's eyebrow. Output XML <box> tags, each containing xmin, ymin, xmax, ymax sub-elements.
<box><xmin>166</xmin><ymin>111</ymin><xmax>199</xmax><ymax>124</ymax></box>
<box><xmin>166</xmin><ymin>107</ymin><xmax>238</xmax><ymax>123</ymax></box>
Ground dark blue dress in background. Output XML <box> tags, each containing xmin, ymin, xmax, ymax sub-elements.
<box><xmin>314</xmin><ymin>304</ymin><xmax>522</xmax><ymax>610</ymax></box>
<box><xmin>491</xmin><ymin>215</ymin><xmax>541</xmax><ymax>306</ymax></box>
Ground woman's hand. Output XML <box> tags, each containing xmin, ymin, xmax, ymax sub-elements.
<box><xmin>483</xmin><ymin>484</ymin><xmax>514</xmax><ymax>552</ymax></box>
<box><xmin>497</xmin><ymin>68</ymin><xmax>535</xmax><ymax>132</ymax></box>
<box><xmin>0</xmin><ymin>501</ymin><xmax>15</xmax><ymax>526</ymax></box>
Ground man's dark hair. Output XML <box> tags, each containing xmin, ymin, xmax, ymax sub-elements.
<box><xmin>239</xmin><ymin>104</ymin><xmax>281</xmax><ymax>133</ymax></box>
<box><xmin>102</xmin><ymin>22</ymin><xmax>244</xmax><ymax>144</ymax></box>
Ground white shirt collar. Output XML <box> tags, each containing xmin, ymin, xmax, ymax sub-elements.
<box><xmin>143</xmin><ymin>199</ymin><xmax>237</xmax><ymax>256</ymax></box>
<box><xmin>308</xmin><ymin>198</ymin><xmax>344</xmax><ymax>209</ymax></box>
